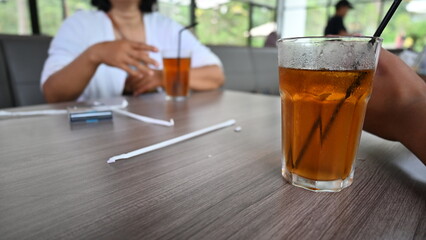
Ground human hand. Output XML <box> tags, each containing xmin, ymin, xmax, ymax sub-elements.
<box><xmin>124</xmin><ymin>70</ymin><xmax>163</xmax><ymax>96</ymax></box>
<box><xmin>89</xmin><ymin>40</ymin><xmax>159</xmax><ymax>78</ymax></box>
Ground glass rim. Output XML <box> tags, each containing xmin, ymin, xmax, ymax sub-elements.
<box><xmin>161</xmin><ymin>49</ymin><xmax>192</xmax><ymax>58</ymax></box>
<box><xmin>161</xmin><ymin>49</ymin><xmax>192</xmax><ymax>53</ymax></box>
<box><xmin>277</xmin><ymin>36</ymin><xmax>383</xmax><ymax>44</ymax></box>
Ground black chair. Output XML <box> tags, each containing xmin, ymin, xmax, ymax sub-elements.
<box><xmin>209</xmin><ymin>45</ymin><xmax>278</xmax><ymax>95</ymax></box>
<box><xmin>250</xmin><ymin>47</ymin><xmax>279</xmax><ymax>95</ymax></box>
<box><xmin>0</xmin><ymin>34</ymin><xmax>51</xmax><ymax>106</ymax></box>
<box><xmin>0</xmin><ymin>43</ymin><xmax>14</xmax><ymax>108</ymax></box>
<box><xmin>209</xmin><ymin>45</ymin><xmax>257</xmax><ymax>93</ymax></box>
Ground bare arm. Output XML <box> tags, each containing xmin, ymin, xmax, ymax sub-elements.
<box><xmin>398</xmin><ymin>101</ymin><xmax>426</xmax><ymax>164</ymax></box>
<box><xmin>43</xmin><ymin>40</ymin><xmax>158</xmax><ymax>103</ymax></box>
<box><xmin>364</xmin><ymin>49</ymin><xmax>426</xmax><ymax>164</ymax></box>
<box><xmin>43</xmin><ymin>46</ymin><xmax>99</xmax><ymax>103</ymax></box>
<box><xmin>190</xmin><ymin>65</ymin><xmax>225</xmax><ymax>91</ymax></box>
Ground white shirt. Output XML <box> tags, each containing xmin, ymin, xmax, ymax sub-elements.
<box><xmin>41</xmin><ymin>10</ymin><xmax>222</xmax><ymax>101</ymax></box>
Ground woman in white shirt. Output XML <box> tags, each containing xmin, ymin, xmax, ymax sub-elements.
<box><xmin>41</xmin><ymin>0</ymin><xmax>224</xmax><ymax>102</ymax></box>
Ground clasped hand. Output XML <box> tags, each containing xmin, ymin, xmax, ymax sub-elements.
<box><xmin>92</xmin><ymin>39</ymin><xmax>162</xmax><ymax>94</ymax></box>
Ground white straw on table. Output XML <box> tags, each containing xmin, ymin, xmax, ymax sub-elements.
<box><xmin>0</xmin><ymin>100</ymin><xmax>129</xmax><ymax>118</ymax></box>
<box><xmin>93</xmin><ymin>99</ymin><xmax>128</xmax><ymax>111</ymax></box>
<box><xmin>0</xmin><ymin>109</ymin><xmax>68</xmax><ymax>116</ymax></box>
<box><xmin>107</xmin><ymin>119</ymin><xmax>236</xmax><ymax>164</ymax></box>
<box><xmin>113</xmin><ymin>109</ymin><xmax>174</xmax><ymax>127</ymax></box>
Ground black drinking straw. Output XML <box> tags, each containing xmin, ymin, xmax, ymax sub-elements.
<box><xmin>293</xmin><ymin>0</ymin><xmax>402</xmax><ymax>168</ymax></box>
<box><xmin>175</xmin><ymin>22</ymin><xmax>198</xmax><ymax>95</ymax></box>
<box><xmin>373</xmin><ymin>0</ymin><xmax>402</xmax><ymax>38</ymax></box>
<box><xmin>178</xmin><ymin>22</ymin><xmax>198</xmax><ymax>61</ymax></box>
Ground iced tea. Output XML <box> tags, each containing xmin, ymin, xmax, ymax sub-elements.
<box><xmin>162</xmin><ymin>56</ymin><xmax>191</xmax><ymax>100</ymax></box>
<box><xmin>277</xmin><ymin>36</ymin><xmax>381</xmax><ymax>191</ymax></box>
<box><xmin>280</xmin><ymin>68</ymin><xmax>374</xmax><ymax>181</ymax></box>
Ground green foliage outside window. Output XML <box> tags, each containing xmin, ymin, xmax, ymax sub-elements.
<box><xmin>0</xmin><ymin>0</ymin><xmax>31</xmax><ymax>34</ymax></box>
<box><xmin>196</xmin><ymin>2</ymin><xmax>249</xmax><ymax>46</ymax></box>
<box><xmin>0</xmin><ymin>0</ymin><xmax>425</xmax><ymax>51</ymax></box>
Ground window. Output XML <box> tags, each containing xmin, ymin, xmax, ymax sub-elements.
<box><xmin>37</xmin><ymin>0</ymin><xmax>63</xmax><ymax>36</ymax></box>
<box><xmin>381</xmin><ymin>0</ymin><xmax>426</xmax><ymax>51</ymax></box>
<box><xmin>1</xmin><ymin>0</ymin><xmax>424</xmax><ymax>52</ymax></box>
<box><xmin>0</xmin><ymin>0</ymin><xmax>31</xmax><ymax>35</ymax></box>
<box><xmin>196</xmin><ymin>1</ymin><xmax>249</xmax><ymax>46</ymax></box>
<box><xmin>65</xmin><ymin>0</ymin><xmax>92</xmax><ymax>15</ymax></box>
<box><xmin>158</xmin><ymin>0</ymin><xmax>191</xmax><ymax>26</ymax></box>
<box><xmin>289</xmin><ymin>0</ymin><xmax>426</xmax><ymax>51</ymax></box>
<box><xmin>37</xmin><ymin>0</ymin><xmax>92</xmax><ymax>35</ymax></box>
<box><xmin>250</xmin><ymin>4</ymin><xmax>276</xmax><ymax>47</ymax></box>
<box><xmin>345</xmin><ymin>1</ymin><xmax>382</xmax><ymax>37</ymax></box>
<box><xmin>305</xmin><ymin>1</ymin><xmax>329</xmax><ymax>36</ymax></box>
<box><xmin>195</xmin><ymin>0</ymin><xmax>276</xmax><ymax>47</ymax></box>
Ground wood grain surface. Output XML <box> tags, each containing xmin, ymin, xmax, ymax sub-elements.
<box><xmin>0</xmin><ymin>90</ymin><xmax>425</xmax><ymax>240</ymax></box>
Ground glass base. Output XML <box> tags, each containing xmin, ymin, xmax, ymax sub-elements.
<box><xmin>282</xmin><ymin>167</ymin><xmax>354</xmax><ymax>192</ymax></box>
<box><xmin>166</xmin><ymin>95</ymin><xmax>188</xmax><ymax>101</ymax></box>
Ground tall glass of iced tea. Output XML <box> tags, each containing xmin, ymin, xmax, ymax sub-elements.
<box><xmin>162</xmin><ymin>49</ymin><xmax>191</xmax><ymax>101</ymax></box>
<box><xmin>278</xmin><ymin>37</ymin><xmax>382</xmax><ymax>192</ymax></box>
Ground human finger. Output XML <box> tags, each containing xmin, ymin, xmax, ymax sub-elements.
<box><xmin>125</xmin><ymin>57</ymin><xmax>154</xmax><ymax>77</ymax></box>
<box><xmin>129</xmin><ymin>41</ymin><xmax>158</xmax><ymax>52</ymax></box>
<box><xmin>119</xmin><ymin>64</ymin><xmax>143</xmax><ymax>79</ymax></box>
<box><xmin>129</xmin><ymin>51</ymin><xmax>159</xmax><ymax>67</ymax></box>
<box><xmin>133</xmin><ymin>79</ymin><xmax>160</xmax><ymax>96</ymax></box>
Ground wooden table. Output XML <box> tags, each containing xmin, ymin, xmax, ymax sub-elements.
<box><xmin>1</xmin><ymin>91</ymin><xmax>425</xmax><ymax>240</ymax></box>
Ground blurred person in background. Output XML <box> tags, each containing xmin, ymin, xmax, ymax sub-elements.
<box><xmin>41</xmin><ymin>0</ymin><xmax>224</xmax><ymax>103</ymax></box>
<box><xmin>324</xmin><ymin>0</ymin><xmax>353</xmax><ymax>36</ymax></box>
<box><xmin>264</xmin><ymin>31</ymin><xmax>278</xmax><ymax>48</ymax></box>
